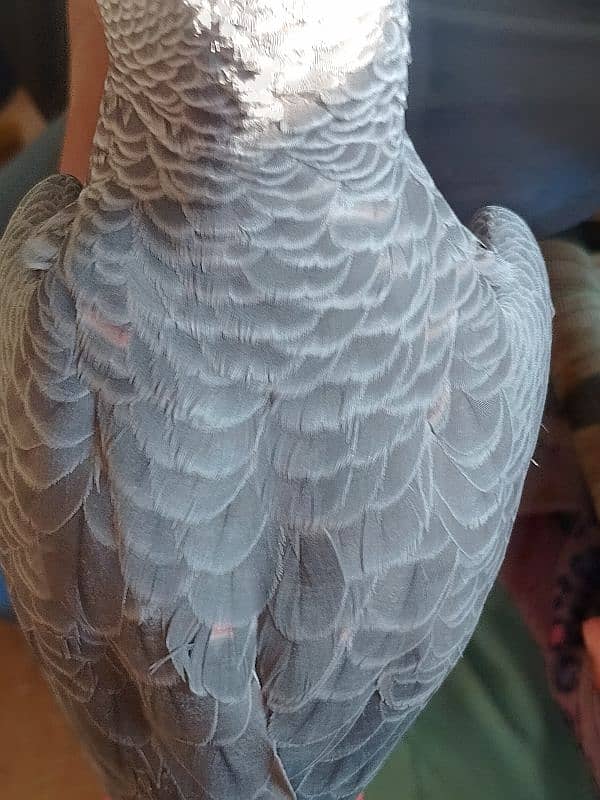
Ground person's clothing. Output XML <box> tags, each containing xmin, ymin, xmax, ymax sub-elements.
<box><xmin>369</xmin><ymin>585</ymin><xmax>598</xmax><ymax>800</ymax></box>
<box><xmin>408</xmin><ymin>0</ymin><xmax>600</xmax><ymax>237</ymax></box>
<box><xmin>0</xmin><ymin>574</ymin><xmax>10</xmax><ymax>617</ymax></box>
<box><xmin>0</xmin><ymin>115</ymin><xmax>65</xmax><ymax>236</ymax></box>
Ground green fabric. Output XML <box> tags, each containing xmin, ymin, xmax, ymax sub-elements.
<box><xmin>368</xmin><ymin>584</ymin><xmax>597</xmax><ymax>799</ymax></box>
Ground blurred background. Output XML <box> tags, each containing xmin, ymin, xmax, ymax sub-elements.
<box><xmin>0</xmin><ymin>0</ymin><xmax>66</xmax><ymax>162</ymax></box>
<box><xmin>0</xmin><ymin>2</ymin><xmax>599</xmax><ymax>799</ymax></box>
<box><xmin>0</xmin><ymin>0</ymin><xmax>67</xmax><ymax>119</ymax></box>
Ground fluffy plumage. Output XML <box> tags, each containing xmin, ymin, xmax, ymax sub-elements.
<box><xmin>0</xmin><ymin>1</ymin><xmax>552</xmax><ymax>798</ymax></box>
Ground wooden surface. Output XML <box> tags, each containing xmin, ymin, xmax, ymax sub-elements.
<box><xmin>0</xmin><ymin>620</ymin><xmax>103</xmax><ymax>800</ymax></box>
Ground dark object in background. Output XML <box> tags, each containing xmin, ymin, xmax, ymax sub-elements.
<box><xmin>0</xmin><ymin>0</ymin><xmax>68</xmax><ymax>120</ymax></box>
<box><xmin>563</xmin><ymin>221</ymin><xmax>600</xmax><ymax>252</ymax></box>
<box><xmin>0</xmin><ymin>48</ymin><xmax>17</xmax><ymax>107</ymax></box>
<box><xmin>0</xmin><ymin>48</ymin><xmax>22</xmax><ymax>165</ymax></box>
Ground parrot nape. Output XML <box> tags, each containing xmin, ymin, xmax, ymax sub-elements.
<box><xmin>0</xmin><ymin>1</ymin><xmax>552</xmax><ymax>798</ymax></box>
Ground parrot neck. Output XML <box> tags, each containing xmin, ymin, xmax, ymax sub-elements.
<box><xmin>89</xmin><ymin>0</ymin><xmax>410</xmax><ymax>195</ymax></box>
<box><xmin>73</xmin><ymin>5</ymin><xmax>420</xmax><ymax>393</ymax></box>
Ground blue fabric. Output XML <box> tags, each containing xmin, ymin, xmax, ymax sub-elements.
<box><xmin>0</xmin><ymin>574</ymin><xmax>10</xmax><ymax>616</ymax></box>
<box><xmin>408</xmin><ymin>0</ymin><xmax>600</xmax><ymax>237</ymax></box>
<box><xmin>0</xmin><ymin>115</ymin><xmax>66</xmax><ymax>235</ymax></box>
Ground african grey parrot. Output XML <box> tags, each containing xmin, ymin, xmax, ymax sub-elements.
<box><xmin>0</xmin><ymin>1</ymin><xmax>552</xmax><ymax>798</ymax></box>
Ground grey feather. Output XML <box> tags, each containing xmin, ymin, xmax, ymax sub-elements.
<box><xmin>0</xmin><ymin>2</ymin><xmax>552</xmax><ymax>799</ymax></box>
